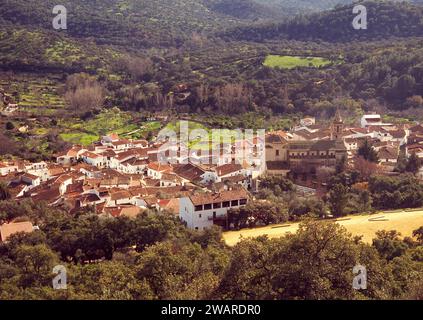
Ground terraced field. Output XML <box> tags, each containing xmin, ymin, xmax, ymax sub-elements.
<box><xmin>59</xmin><ymin>109</ymin><xmax>163</xmax><ymax>145</ymax></box>
<box><xmin>0</xmin><ymin>73</ymin><xmax>65</xmax><ymax>114</ymax></box>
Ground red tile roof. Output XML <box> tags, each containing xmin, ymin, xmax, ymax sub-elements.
<box><xmin>189</xmin><ymin>188</ymin><xmax>250</xmax><ymax>206</ymax></box>
<box><xmin>216</xmin><ymin>163</ymin><xmax>243</xmax><ymax>177</ymax></box>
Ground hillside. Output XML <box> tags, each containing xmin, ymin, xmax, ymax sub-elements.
<box><xmin>2</xmin><ymin>0</ymin><xmax>421</xmax><ymax>48</ymax></box>
<box><xmin>204</xmin><ymin>0</ymin><xmax>287</xmax><ymax>20</ymax></box>
<box><xmin>254</xmin><ymin>0</ymin><xmax>355</xmax><ymax>13</ymax></box>
<box><xmin>0</xmin><ymin>0</ymin><xmax>243</xmax><ymax>48</ymax></box>
<box><xmin>223</xmin><ymin>1</ymin><xmax>423</xmax><ymax>42</ymax></box>
<box><xmin>0</xmin><ymin>27</ymin><xmax>121</xmax><ymax>73</ymax></box>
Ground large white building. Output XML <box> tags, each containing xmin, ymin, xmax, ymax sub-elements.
<box><xmin>361</xmin><ymin>114</ymin><xmax>393</xmax><ymax>128</ymax></box>
<box><xmin>179</xmin><ymin>188</ymin><xmax>250</xmax><ymax>230</ymax></box>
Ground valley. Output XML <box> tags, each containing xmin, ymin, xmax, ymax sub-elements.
<box><xmin>0</xmin><ymin>0</ymin><xmax>423</xmax><ymax>302</ymax></box>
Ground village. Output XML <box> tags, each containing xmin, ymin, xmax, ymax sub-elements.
<box><xmin>1</xmin><ymin>110</ymin><xmax>423</xmax><ymax>241</ymax></box>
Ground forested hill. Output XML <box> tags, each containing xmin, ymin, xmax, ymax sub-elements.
<box><xmin>254</xmin><ymin>0</ymin><xmax>355</xmax><ymax>14</ymax></box>
<box><xmin>1</xmin><ymin>0</ymin><xmax>422</xmax><ymax>48</ymax></box>
<box><xmin>223</xmin><ymin>1</ymin><xmax>423</xmax><ymax>42</ymax></box>
<box><xmin>203</xmin><ymin>0</ymin><xmax>287</xmax><ymax>20</ymax></box>
<box><xmin>0</xmin><ymin>0</ymin><xmax>244</xmax><ymax>48</ymax></box>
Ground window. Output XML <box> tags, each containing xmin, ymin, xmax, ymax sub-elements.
<box><xmin>231</xmin><ymin>200</ymin><xmax>239</xmax><ymax>207</ymax></box>
<box><xmin>204</xmin><ymin>204</ymin><xmax>212</xmax><ymax>210</ymax></box>
<box><xmin>240</xmin><ymin>199</ymin><xmax>247</xmax><ymax>205</ymax></box>
<box><xmin>195</xmin><ymin>205</ymin><xmax>203</xmax><ymax>211</ymax></box>
<box><xmin>222</xmin><ymin>201</ymin><xmax>230</xmax><ymax>208</ymax></box>
<box><xmin>213</xmin><ymin>203</ymin><xmax>222</xmax><ymax>209</ymax></box>
<box><xmin>276</xmin><ymin>150</ymin><xmax>280</xmax><ymax>156</ymax></box>
<box><xmin>213</xmin><ymin>212</ymin><xmax>217</xmax><ymax>219</ymax></box>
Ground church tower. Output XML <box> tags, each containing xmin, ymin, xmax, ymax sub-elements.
<box><xmin>331</xmin><ymin>109</ymin><xmax>344</xmax><ymax>140</ymax></box>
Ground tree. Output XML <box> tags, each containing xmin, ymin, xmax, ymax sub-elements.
<box><xmin>354</xmin><ymin>156</ymin><xmax>381</xmax><ymax>181</ymax></box>
<box><xmin>369</xmin><ymin>174</ymin><xmax>423</xmax><ymax>210</ymax></box>
<box><xmin>395</xmin><ymin>74</ymin><xmax>416</xmax><ymax>100</ymax></box>
<box><xmin>259</xmin><ymin>175</ymin><xmax>294</xmax><ymax>193</ymax></box>
<box><xmin>405</xmin><ymin>95</ymin><xmax>423</xmax><ymax>109</ymax></box>
<box><xmin>372</xmin><ymin>230</ymin><xmax>409</xmax><ymax>260</ymax></box>
<box><xmin>69</xmin><ymin>261</ymin><xmax>153</xmax><ymax>300</ymax></box>
<box><xmin>316</xmin><ymin>166</ymin><xmax>336</xmax><ymax>185</ymax></box>
<box><xmin>347</xmin><ymin>189</ymin><xmax>373</xmax><ymax>214</ymax></box>
<box><xmin>405</xmin><ymin>153</ymin><xmax>421</xmax><ymax>175</ymax></box>
<box><xmin>335</xmin><ymin>154</ymin><xmax>348</xmax><ymax>174</ymax></box>
<box><xmin>395</xmin><ymin>152</ymin><xmax>408</xmax><ymax>173</ymax></box>
<box><xmin>5</xmin><ymin>121</ymin><xmax>14</xmax><ymax>130</ymax></box>
<box><xmin>289</xmin><ymin>197</ymin><xmax>326</xmax><ymax>219</ymax></box>
<box><xmin>217</xmin><ymin>221</ymin><xmax>393</xmax><ymax>300</ymax></box>
<box><xmin>357</xmin><ymin>139</ymin><xmax>379</xmax><ymax>163</ymax></box>
<box><xmin>135</xmin><ymin>242</ymin><xmax>228</xmax><ymax>300</ymax></box>
<box><xmin>118</xmin><ymin>55</ymin><xmax>154</xmax><ymax>81</ymax></box>
<box><xmin>0</xmin><ymin>133</ymin><xmax>16</xmax><ymax>156</ymax></box>
<box><xmin>64</xmin><ymin>73</ymin><xmax>105</xmax><ymax>115</ymax></box>
<box><xmin>0</xmin><ymin>182</ymin><xmax>11</xmax><ymax>201</ymax></box>
<box><xmin>131</xmin><ymin>213</ymin><xmax>189</xmax><ymax>252</ymax></box>
<box><xmin>13</xmin><ymin>244</ymin><xmax>59</xmax><ymax>287</ymax></box>
<box><xmin>328</xmin><ymin>184</ymin><xmax>349</xmax><ymax>217</ymax></box>
<box><xmin>228</xmin><ymin>201</ymin><xmax>288</xmax><ymax>229</ymax></box>
<box><xmin>413</xmin><ymin>226</ymin><xmax>423</xmax><ymax>245</ymax></box>
<box><xmin>213</xmin><ymin>83</ymin><xmax>252</xmax><ymax>114</ymax></box>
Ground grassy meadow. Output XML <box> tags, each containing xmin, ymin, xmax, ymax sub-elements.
<box><xmin>263</xmin><ymin>55</ymin><xmax>333</xmax><ymax>69</ymax></box>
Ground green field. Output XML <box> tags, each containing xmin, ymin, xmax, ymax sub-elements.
<box><xmin>59</xmin><ymin>109</ymin><xmax>164</xmax><ymax>145</ymax></box>
<box><xmin>59</xmin><ymin>133</ymin><xmax>99</xmax><ymax>146</ymax></box>
<box><xmin>263</xmin><ymin>55</ymin><xmax>333</xmax><ymax>69</ymax></box>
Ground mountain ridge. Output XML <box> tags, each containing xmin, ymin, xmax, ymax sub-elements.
<box><xmin>222</xmin><ymin>1</ymin><xmax>423</xmax><ymax>42</ymax></box>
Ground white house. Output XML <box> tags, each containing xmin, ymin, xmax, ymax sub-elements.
<box><xmin>147</xmin><ymin>162</ymin><xmax>173</xmax><ymax>179</ymax></box>
<box><xmin>110</xmin><ymin>150</ymin><xmax>138</xmax><ymax>169</ymax></box>
<box><xmin>107</xmin><ymin>190</ymin><xmax>134</xmax><ymax>207</ymax></box>
<box><xmin>56</xmin><ymin>146</ymin><xmax>86</xmax><ymax>165</ymax></box>
<box><xmin>53</xmin><ymin>174</ymin><xmax>73</xmax><ymax>195</ymax></box>
<box><xmin>21</xmin><ymin>173</ymin><xmax>41</xmax><ymax>187</ymax></box>
<box><xmin>25</xmin><ymin>161</ymin><xmax>47</xmax><ymax>172</ymax></box>
<box><xmin>131</xmin><ymin>139</ymin><xmax>148</xmax><ymax>149</ymax></box>
<box><xmin>118</xmin><ymin>158</ymin><xmax>149</xmax><ymax>174</ymax></box>
<box><xmin>378</xmin><ymin>146</ymin><xmax>399</xmax><ymax>165</ymax></box>
<box><xmin>101</xmin><ymin>133</ymin><xmax>120</xmax><ymax>145</ymax></box>
<box><xmin>0</xmin><ymin>162</ymin><xmax>19</xmax><ymax>176</ymax></box>
<box><xmin>81</xmin><ymin>151</ymin><xmax>106</xmax><ymax>168</ymax></box>
<box><xmin>179</xmin><ymin>188</ymin><xmax>250</xmax><ymax>230</ymax></box>
<box><xmin>111</xmin><ymin>140</ymin><xmax>132</xmax><ymax>151</ymax></box>
<box><xmin>160</xmin><ymin>173</ymin><xmax>184</xmax><ymax>187</ymax></box>
<box><xmin>215</xmin><ymin>163</ymin><xmax>246</xmax><ymax>182</ymax></box>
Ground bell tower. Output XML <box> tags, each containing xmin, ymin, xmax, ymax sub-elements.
<box><xmin>331</xmin><ymin>109</ymin><xmax>344</xmax><ymax>140</ymax></box>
